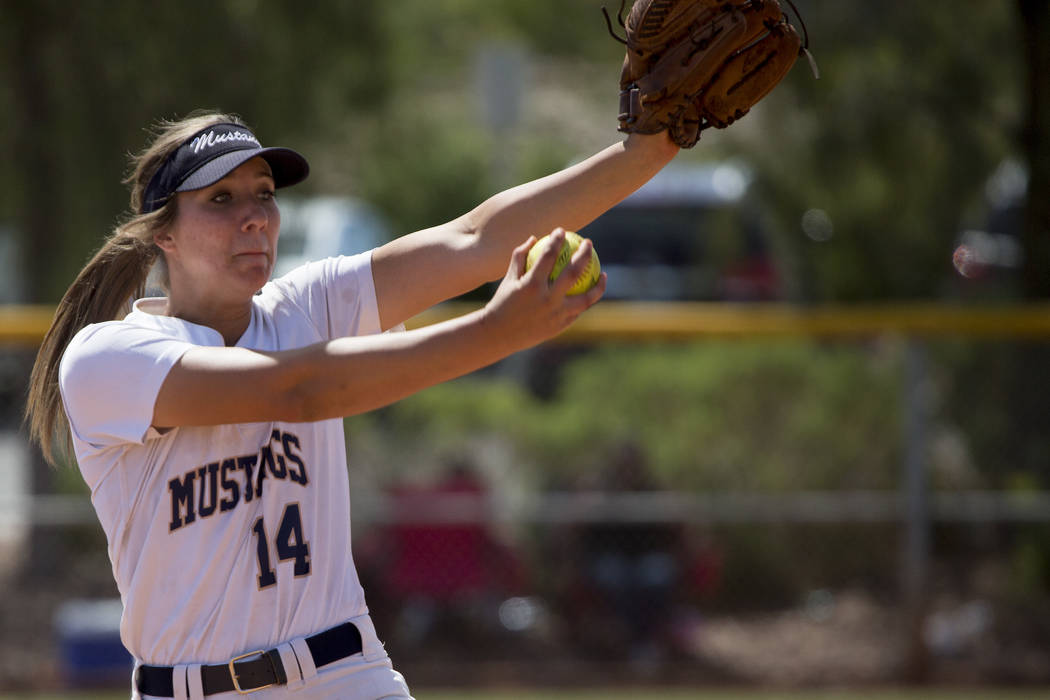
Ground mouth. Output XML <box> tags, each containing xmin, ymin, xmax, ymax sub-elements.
<box><xmin>234</xmin><ymin>251</ymin><xmax>271</xmax><ymax>263</ymax></box>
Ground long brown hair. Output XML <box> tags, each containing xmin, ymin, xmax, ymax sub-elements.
<box><xmin>25</xmin><ymin>111</ymin><xmax>247</xmax><ymax>465</ymax></box>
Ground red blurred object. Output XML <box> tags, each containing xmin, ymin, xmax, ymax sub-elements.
<box><xmin>952</xmin><ymin>244</ymin><xmax>987</xmax><ymax>279</ymax></box>
<box><xmin>383</xmin><ymin>468</ymin><xmax>524</xmax><ymax>600</ymax></box>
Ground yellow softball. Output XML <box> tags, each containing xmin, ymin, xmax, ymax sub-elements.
<box><xmin>524</xmin><ymin>231</ymin><xmax>601</xmax><ymax>296</ymax></box>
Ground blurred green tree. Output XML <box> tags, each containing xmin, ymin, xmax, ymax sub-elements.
<box><xmin>354</xmin><ymin>342</ymin><xmax>904</xmax><ymax>492</ymax></box>
<box><xmin>0</xmin><ymin>0</ymin><xmax>386</xmax><ymax>301</ymax></box>
<box><xmin>0</xmin><ymin>1</ymin><xmax>1036</xmax><ymax>304</ymax></box>
<box><xmin>731</xmin><ymin>1</ymin><xmax>1023</xmax><ymax>301</ymax></box>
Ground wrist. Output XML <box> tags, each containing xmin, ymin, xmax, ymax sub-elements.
<box><xmin>472</xmin><ymin>304</ymin><xmax>521</xmax><ymax>361</ymax></box>
<box><xmin>623</xmin><ymin>130</ymin><xmax>680</xmax><ymax>161</ymax></box>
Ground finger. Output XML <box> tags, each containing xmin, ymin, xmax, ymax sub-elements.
<box><xmin>578</xmin><ymin>271</ymin><xmax>607</xmax><ymax>308</ymax></box>
<box><xmin>561</xmin><ymin>271</ymin><xmax>607</xmax><ymax>317</ymax></box>
<box><xmin>550</xmin><ymin>236</ymin><xmax>595</xmax><ymax>296</ymax></box>
<box><xmin>530</xmin><ymin>227</ymin><xmax>567</xmax><ymax>283</ymax></box>
<box><xmin>507</xmin><ymin>236</ymin><xmax>537</xmax><ymax>280</ymax></box>
<box><xmin>584</xmin><ymin>271</ymin><xmax>608</xmax><ymax>306</ymax></box>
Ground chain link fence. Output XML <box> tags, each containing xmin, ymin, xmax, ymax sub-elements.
<box><xmin>2</xmin><ymin>305</ymin><xmax>1050</xmax><ymax>692</ymax></box>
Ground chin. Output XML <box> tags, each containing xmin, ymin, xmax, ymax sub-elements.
<box><xmin>235</xmin><ymin>260</ymin><xmax>273</xmax><ymax>287</ymax></box>
<box><xmin>249</xmin><ymin>273</ymin><xmax>272</xmax><ymax>293</ymax></box>
<box><xmin>228</xmin><ymin>273</ymin><xmax>269</xmax><ymax>301</ymax></box>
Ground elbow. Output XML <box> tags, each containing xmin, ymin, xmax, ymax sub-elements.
<box><xmin>446</xmin><ymin>217</ymin><xmax>504</xmax><ymax>285</ymax></box>
<box><xmin>458</xmin><ymin>215</ymin><xmax>516</xmax><ymax>283</ymax></box>
<box><xmin>263</xmin><ymin>343</ymin><xmax>386</xmax><ymax>423</ymax></box>
<box><xmin>280</xmin><ymin>372</ymin><xmax>365</xmax><ymax>423</ymax></box>
<box><xmin>457</xmin><ymin>210</ymin><xmax>481</xmax><ymax>240</ymax></box>
<box><xmin>265</xmin><ymin>358</ymin><xmax>330</xmax><ymax>423</ymax></box>
<box><xmin>281</xmin><ymin>384</ymin><xmax>331</xmax><ymax>424</ymax></box>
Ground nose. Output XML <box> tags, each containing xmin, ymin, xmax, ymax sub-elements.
<box><xmin>241</xmin><ymin>199</ymin><xmax>269</xmax><ymax>233</ymax></box>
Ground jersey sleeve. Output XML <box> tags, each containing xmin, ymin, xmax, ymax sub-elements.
<box><xmin>59</xmin><ymin>323</ymin><xmax>194</xmax><ymax>448</ymax></box>
<box><xmin>269</xmin><ymin>251</ymin><xmax>384</xmax><ymax>340</ymax></box>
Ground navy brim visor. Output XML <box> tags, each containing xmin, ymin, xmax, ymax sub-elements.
<box><xmin>140</xmin><ymin>123</ymin><xmax>309</xmax><ymax>214</ymax></box>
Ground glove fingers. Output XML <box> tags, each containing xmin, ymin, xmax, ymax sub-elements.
<box><xmin>620</xmin><ymin>6</ymin><xmax>747</xmax><ymax>136</ymax></box>
<box><xmin>625</xmin><ymin>0</ymin><xmax>736</xmax><ymax>50</ymax></box>
<box><xmin>633</xmin><ymin>10</ymin><xmax>746</xmax><ymax>103</ymax></box>
<box><xmin>701</xmin><ymin>21</ymin><xmax>802</xmax><ymax>128</ymax></box>
<box><xmin>620</xmin><ymin>1</ymin><xmax>719</xmax><ymax>88</ymax></box>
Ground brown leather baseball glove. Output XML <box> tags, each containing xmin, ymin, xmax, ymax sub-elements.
<box><xmin>606</xmin><ymin>0</ymin><xmax>815</xmax><ymax>148</ymax></box>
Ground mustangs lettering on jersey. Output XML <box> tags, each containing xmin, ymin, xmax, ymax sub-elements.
<box><xmin>168</xmin><ymin>427</ymin><xmax>308</xmax><ymax>532</ymax></box>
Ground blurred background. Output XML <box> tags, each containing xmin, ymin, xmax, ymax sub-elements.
<box><xmin>1</xmin><ymin>0</ymin><xmax>1049</xmax><ymax>697</ymax></box>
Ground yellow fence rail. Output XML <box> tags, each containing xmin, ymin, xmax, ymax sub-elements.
<box><xmin>0</xmin><ymin>305</ymin><xmax>59</xmax><ymax>346</ymax></box>
<box><xmin>408</xmin><ymin>301</ymin><xmax>1050</xmax><ymax>341</ymax></box>
<box><xmin>5</xmin><ymin>302</ymin><xmax>1050</xmax><ymax>346</ymax></box>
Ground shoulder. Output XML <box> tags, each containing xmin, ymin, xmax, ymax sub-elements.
<box><xmin>60</xmin><ymin>317</ymin><xmax>203</xmax><ymax>448</ymax></box>
<box><xmin>64</xmin><ymin>320</ymin><xmax>149</xmax><ymax>363</ymax></box>
<box><xmin>59</xmin><ymin>318</ymin><xmax>196</xmax><ymax>396</ymax></box>
<box><xmin>256</xmin><ymin>252</ymin><xmax>381</xmax><ymax>338</ymax></box>
<box><xmin>264</xmin><ymin>252</ymin><xmax>375</xmax><ymax>299</ymax></box>
<box><xmin>63</xmin><ymin>311</ymin><xmax>198</xmax><ymax>361</ymax></box>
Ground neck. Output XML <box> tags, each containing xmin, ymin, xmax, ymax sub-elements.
<box><xmin>163</xmin><ymin>295</ymin><xmax>253</xmax><ymax>346</ymax></box>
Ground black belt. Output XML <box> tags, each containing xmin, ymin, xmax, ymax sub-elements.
<box><xmin>135</xmin><ymin>621</ymin><xmax>362</xmax><ymax>696</ymax></box>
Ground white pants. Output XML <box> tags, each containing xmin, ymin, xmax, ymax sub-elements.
<box><xmin>133</xmin><ymin>614</ymin><xmax>413</xmax><ymax>700</ymax></box>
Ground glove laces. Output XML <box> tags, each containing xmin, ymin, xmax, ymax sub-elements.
<box><xmin>601</xmin><ymin>1</ymin><xmax>628</xmax><ymax>45</ymax></box>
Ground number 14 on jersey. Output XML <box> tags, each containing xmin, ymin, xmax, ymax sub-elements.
<box><xmin>252</xmin><ymin>503</ymin><xmax>311</xmax><ymax>589</ymax></box>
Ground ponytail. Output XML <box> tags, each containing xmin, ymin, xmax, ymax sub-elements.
<box><xmin>25</xmin><ymin>110</ymin><xmax>246</xmax><ymax>465</ymax></box>
<box><xmin>26</xmin><ymin>230</ymin><xmax>160</xmax><ymax>464</ymax></box>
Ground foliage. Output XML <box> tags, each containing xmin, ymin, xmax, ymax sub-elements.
<box><xmin>0</xmin><ymin>0</ymin><xmax>385</xmax><ymax>300</ymax></box>
<box><xmin>0</xmin><ymin>1</ymin><xmax>1029</xmax><ymax>304</ymax></box>
<box><xmin>728</xmin><ymin>1</ymin><xmax>1023</xmax><ymax>301</ymax></box>
<box><xmin>350</xmin><ymin>341</ymin><xmax>905</xmax><ymax>492</ymax></box>
<box><xmin>353</xmin><ymin>112</ymin><xmax>492</xmax><ymax>237</ymax></box>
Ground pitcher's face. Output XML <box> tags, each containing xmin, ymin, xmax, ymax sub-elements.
<box><xmin>156</xmin><ymin>157</ymin><xmax>281</xmax><ymax>301</ymax></box>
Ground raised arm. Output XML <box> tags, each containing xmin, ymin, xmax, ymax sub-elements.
<box><xmin>370</xmin><ymin>132</ymin><xmax>678</xmax><ymax>330</ymax></box>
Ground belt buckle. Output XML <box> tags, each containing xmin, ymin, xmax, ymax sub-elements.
<box><xmin>228</xmin><ymin>650</ymin><xmax>276</xmax><ymax>694</ymax></box>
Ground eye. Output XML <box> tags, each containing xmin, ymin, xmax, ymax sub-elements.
<box><xmin>259</xmin><ymin>189</ymin><xmax>276</xmax><ymax>201</ymax></box>
<box><xmin>210</xmin><ymin>191</ymin><xmax>232</xmax><ymax>204</ymax></box>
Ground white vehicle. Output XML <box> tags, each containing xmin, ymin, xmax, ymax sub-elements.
<box><xmin>273</xmin><ymin>196</ymin><xmax>390</xmax><ymax>278</ymax></box>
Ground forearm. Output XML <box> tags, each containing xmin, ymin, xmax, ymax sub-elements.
<box><xmin>288</xmin><ymin>309</ymin><xmax>518</xmax><ymax>421</ymax></box>
<box><xmin>156</xmin><ymin>312</ymin><xmax>516</xmax><ymax>428</ymax></box>
<box><xmin>464</xmin><ymin>132</ymin><xmax>679</xmax><ymax>277</ymax></box>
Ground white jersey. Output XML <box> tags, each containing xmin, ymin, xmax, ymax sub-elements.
<box><xmin>59</xmin><ymin>252</ymin><xmax>381</xmax><ymax>666</ymax></box>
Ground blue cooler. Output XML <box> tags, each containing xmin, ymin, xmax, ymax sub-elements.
<box><xmin>54</xmin><ymin>598</ymin><xmax>133</xmax><ymax>686</ymax></box>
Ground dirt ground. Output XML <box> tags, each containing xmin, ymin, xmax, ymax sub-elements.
<box><xmin>3</xmin><ymin>533</ymin><xmax>1048</xmax><ymax>695</ymax></box>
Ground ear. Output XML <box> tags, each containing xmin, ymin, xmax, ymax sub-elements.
<box><xmin>153</xmin><ymin>229</ymin><xmax>175</xmax><ymax>253</ymax></box>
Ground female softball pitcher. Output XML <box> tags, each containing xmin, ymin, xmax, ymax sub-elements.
<box><xmin>25</xmin><ymin>110</ymin><xmax>679</xmax><ymax>698</ymax></box>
